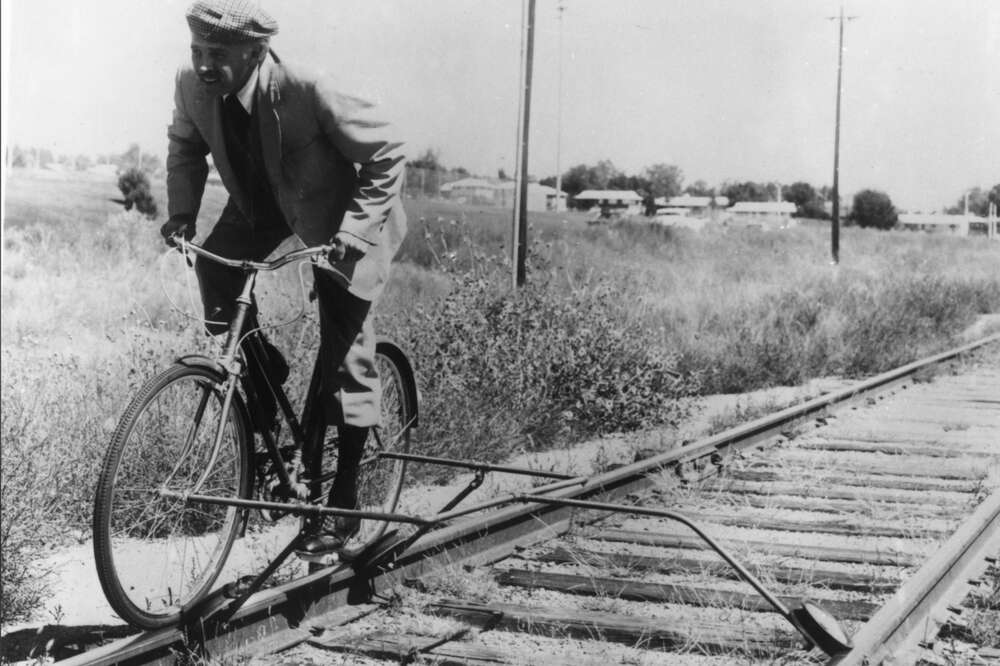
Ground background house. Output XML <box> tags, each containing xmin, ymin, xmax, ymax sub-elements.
<box><xmin>572</xmin><ymin>189</ymin><xmax>644</xmax><ymax>215</ymax></box>
<box><xmin>439</xmin><ymin>178</ymin><xmax>563</xmax><ymax>212</ymax></box>
<box><xmin>726</xmin><ymin>201</ymin><xmax>797</xmax><ymax>229</ymax></box>
<box><xmin>439</xmin><ymin>178</ymin><xmax>498</xmax><ymax>204</ymax></box>
<box><xmin>897</xmin><ymin>212</ymin><xmax>1000</xmax><ymax>238</ymax></box>
<box><xmin>655</xmin><ymin>194</ymin><xmax>713</xmax><ymax>217</ymax></box>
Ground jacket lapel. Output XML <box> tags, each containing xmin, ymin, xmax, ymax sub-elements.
<box><xmin>256</xmin><ymin>54</ymin><xmax>283</xmax><ymax>189</ymax></box>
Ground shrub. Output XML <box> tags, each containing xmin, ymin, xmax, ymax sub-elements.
<box><xmin>1</xmin><ymin>384</ymin><xmax>60</xmax><ymax>623</ymax></box>
<box><xmin>116</xmin><ymin>168</ymin><xmax>159</xmax><ymax>219</ymax></box>
<box><xmin>851</xmin><ymin>189</ymin><xmax>897</xmax><ymax>229</ymax></box>
<box><xmin>383</xmin><ymin>244</ymin><xmax>699</xmax><ymax>478</ymax></box>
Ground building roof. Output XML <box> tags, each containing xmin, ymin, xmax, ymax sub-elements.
<box><xmin>574</xmin><ymin>189</ymin><xmax>644</xmax><ymax>201</ymax></box>
<box><xmin>495</xmin><ymin>182</ymin><xmax>559</xmax><ymax>194</ymax></box>
<box><xmin>898</xmin><ymin>213</ymin><xmax>974</xmax><ymax>226</ymax></box>
<box><xmin>440</xmin><ymin>177</ymin><xmax>496</xmax><ymax>192</ymax></box>
<box><xmin>729</xmin><ymin>201</ymin><xmax>796</xmax><ymax>214</ymax></box>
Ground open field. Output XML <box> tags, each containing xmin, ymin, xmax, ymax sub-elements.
<box><xmin>2</xmin><ymin>169</ymin><xmax>1000</xmax><ymax>624</ymax></box>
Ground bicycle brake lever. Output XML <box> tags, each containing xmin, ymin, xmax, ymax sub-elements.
<box><xmin>171</xmin><ymin>235</ymin><xmax>194</xmax><ymax>267</ymax></box>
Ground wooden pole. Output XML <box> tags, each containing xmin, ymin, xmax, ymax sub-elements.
<box><xmin>830</xmin><ymin>5</ymin><xmax>845</xmax><ymax>265</ymax></box>
<box><xmin>512</xmin><ymin>0</ymin><xmax>536</xmax><ymax>288</ymax></box>
<box><xmin>554</xmin><ymin>1</ymin><xmax>564</xmax><ymax>213</ymax></box>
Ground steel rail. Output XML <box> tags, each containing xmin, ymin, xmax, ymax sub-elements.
<box><xmin>63</xmin><ymin>333</ymin><xmax>1000</xmax><ymax>665</ymax></box>
<box><xmin>828</xmin><ymin>487</ymin><xmax>1000</xmax><ymax>665</ymax></box>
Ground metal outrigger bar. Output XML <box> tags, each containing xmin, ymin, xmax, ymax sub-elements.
<box><xmin>164</xmin><ymin>453</ymin><xmax>852</xmax><ymax>656</ymax></box>
<box><xmin>504</xmin><ymin>494</ymin><xmax>854</xmax><ymax>657</ymax></box>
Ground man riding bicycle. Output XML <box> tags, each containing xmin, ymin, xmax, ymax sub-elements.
<box><xmin>160</xmin><ymin>0</ymin><xmax>407</xmax><ymax>557</ymax></box>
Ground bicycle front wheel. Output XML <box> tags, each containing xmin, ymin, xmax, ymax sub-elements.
<box><xmin>93</xmin><ymin>363</ymin><xmax>251</xmax><ymax>629</ymax></box>
<box><xmin>347</xmin><ymin>343</ymin><xmax>416</xmax><ymax>548</ymax></box>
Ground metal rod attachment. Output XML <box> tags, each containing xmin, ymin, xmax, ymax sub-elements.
<box><xmin>379</xmin><ymin>452</ymin><xmax>575</xmax><ymax>479</ymax></box>
<box><xmin>514</xmin><ymin>494</ymin><xmax>794</xmax><ymax>619</ymax></box>
<box><xmin>160</xmin><ymin>490</ymin><xmax>433</xmax><ymax>526</ymax></box>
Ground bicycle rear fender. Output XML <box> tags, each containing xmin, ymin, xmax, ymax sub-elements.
<box><xmin>375</xmin><ymin>338</ymin><xmax>420</xmax><ymax>428</ymax></box>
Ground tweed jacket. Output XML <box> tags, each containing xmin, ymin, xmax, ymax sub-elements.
<box><xmin>166</xmin><ymin>51</ymin><xmax>407</xmax><ymax>301</ymax></box>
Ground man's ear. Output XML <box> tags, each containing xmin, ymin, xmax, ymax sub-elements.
<box><xmin>252</xmin><ymin>40</ymin><xmax>269</xmax><ymax>63</ymax></box>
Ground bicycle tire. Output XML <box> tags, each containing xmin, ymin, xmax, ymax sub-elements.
<box><xmin>92</xmin><ymin>363</ymin><xmax>252</xmax><ymax>629</ymax></box>
<box><xmin>344</xmin><ymin>342</ymin><xmax>416</xmax><ymax>548</ymax></box>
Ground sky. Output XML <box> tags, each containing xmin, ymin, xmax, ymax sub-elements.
<box><xmin>2</xmin><ymin>0</ymin><xmax>998</xmax><ymax>211</ymax></box>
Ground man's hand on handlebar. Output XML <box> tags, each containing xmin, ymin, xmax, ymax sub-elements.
<box><xmin>160</xmin><ymin>217</ymin><xmax>196</xmax><ymax>247</ymax></box>
<box><xmin>328</xmin><ymin>231</ymin><xmax>368</xmax><ymax>263</ymax></box>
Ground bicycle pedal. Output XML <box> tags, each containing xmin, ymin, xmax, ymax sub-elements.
<box><xmin>294</xmin><ymin>550</ymin><xmax>342</xmax><ymax>566</ymax></box>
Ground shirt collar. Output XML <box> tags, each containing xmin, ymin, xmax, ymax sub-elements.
<box><xmin>225</xmin><ymin>65</ymin><xmax>259</xmax><ymax>113</ymax></box>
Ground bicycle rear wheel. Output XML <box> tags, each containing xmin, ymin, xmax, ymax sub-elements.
<box><xmin>93</xmin><ymin>363</ymin><xmax>251</xmax><ymax>629</ymax></box>
<box><xmin>346</xmin><ymin>343</ymin><xmax>416</xmax><ymax>548</ymax></box>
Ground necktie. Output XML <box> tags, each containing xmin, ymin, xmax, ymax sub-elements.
<box><xmin>224</xmin><ymin>95</ymin><xmax>251</xmax><ymax>142</ymax></box>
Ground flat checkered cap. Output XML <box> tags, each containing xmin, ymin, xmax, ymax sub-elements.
<box><xmin>186</xmin><ymin>0</ymin><xmax>278</xmax><ymax>43</ymax></box>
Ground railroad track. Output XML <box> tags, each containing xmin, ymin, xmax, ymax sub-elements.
<box><xmin>57</xmin><ymin>334</ymin><xmax>1000</xmax><ymax>665</ymax></box>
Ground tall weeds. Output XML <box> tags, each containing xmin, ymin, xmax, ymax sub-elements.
<box><xmin>2</xmin><ymin>176</ymin><xmax>999</xmax><ymax>622</ymax></box>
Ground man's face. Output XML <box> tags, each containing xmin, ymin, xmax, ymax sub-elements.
<box><xmin>189</xmin><ymin>34</ymin><xmax>260</xmax><ymax>96</ymax></box>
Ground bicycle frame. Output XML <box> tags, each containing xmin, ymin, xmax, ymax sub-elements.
<box><xmin>174</xmin><ymin>239</ymin><xmax>333</xmax><ymax>501</ymax></box>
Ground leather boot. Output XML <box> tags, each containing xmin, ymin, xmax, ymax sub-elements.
<box><xmin>298</xmin><ymin>426</ymin><xmax>368</xmax><ymax>556</ymax></box>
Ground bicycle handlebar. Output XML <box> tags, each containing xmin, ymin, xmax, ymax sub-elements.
<box><xmin>174</xmin><ymin>236</ymin><xmax>332</xmax><ymax>272</ymax></box>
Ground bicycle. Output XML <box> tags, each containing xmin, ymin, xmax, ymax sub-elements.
<box><xmin>92</xmin><ymin>238</ymin><xmax>419</xmax><ymax>630</ymax></box>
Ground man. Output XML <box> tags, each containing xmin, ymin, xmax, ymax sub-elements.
<box><xmin>161</xmin><ymin>0</ymin><xmax>407</xmax><ymax>556</ymax></box>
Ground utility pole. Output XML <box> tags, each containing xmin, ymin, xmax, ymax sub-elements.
<box><xmin>554</xmin><ymin>1</ymin><xmax>565</xmax><ymax>213</ymax></box>
<box><xmin>828</xmin><ymin>4</ymin><xmax>856</xmax><ymax>265</ymax></box>
<box><xmin>512</xmin><ymin>0</ymin><xmax>536</xmax><ymax>288</ymax></box>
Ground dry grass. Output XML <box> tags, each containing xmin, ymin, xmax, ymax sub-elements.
<box><xmin>4</xmin><ymin>171</ymin><xmax>1000</xmax><ymax>624</ymax></box>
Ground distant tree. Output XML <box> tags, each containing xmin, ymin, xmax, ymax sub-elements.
<box><xmin>608</xmin><ymin>173</ymin><xmax>650</xmax><ymax>196</ymax></box>
<box><xmin>74</xmin><ymin>154</ymin><xmax>93</xmax><ymax>171</ymax></box>
<box><xmin>497</xmin><ymin>168</ymin><xmax>508</xmax><ymax>181</ymax></box>
<box><xmin>643</xmin><ymin>163</ymin><xmax>684</xmax><ymax>199</ymax></box>
<box><xmin>115</xmin><ymin>143</ymin><xmax>160</xmax><ymax>173</ymax></box>
<box><xmin>685</xmin><ymin>180</ymin><xmax>713</xmax><ymax>197</ymax></box>
<box><xmin>37</xmin><ymin>149</ymin><xmax>54</xmax><ymax>168</ymax></box>
<box><xmin>989</xmin><ymin>184</ymin><xmax>1000</xmax><ymax>215</ymax></box>
<box><xmin>946</xmin><ymin>185</ymin><xmax>1000</xmax><ymax>216</ymax></box>
<box><xmin>720</xmin><ymin>180</ymin><xmax>770</xmax><ymax>204</ymax></box>
<box><xmin>783</xmin><ymin>181</ymin><xmax>829</xmax><ymax>219</ymax></box>
<box><xmin>115</xmin><ymin>167</ymin><xmax>159</xmax><ymax>218</ymax></box>
<box><xmin>591</xmin><ymin>159</ymin><xmax>619</xmax><ymax>189</ymax></box>
<box><xmin>8</xmin><ymin>146</ymin><xmax>28</xmax><ymax>168</ymax></box>
<box><xmin>560</xmin><ymin>160</ymin><xmax>621</xmax><ymax>197</ymax></box>
<box><xmin>851</xmin><ymin>189</ymin><xmax>897</xmax><ymax>229</ymax></box>
<box><xmin>642</xmin><ymin>194</ymin><xmax>657</xmax><ymax>217</ymax></box>
<box><xmin>120</xmin><ymin>143</ymin><xmax>142</xmax><ymax>169</ymax></box>
<box><xmin>409</xmin><ymin>148</ymin><xmax>444</xmax><ymax>171</ymax></box>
